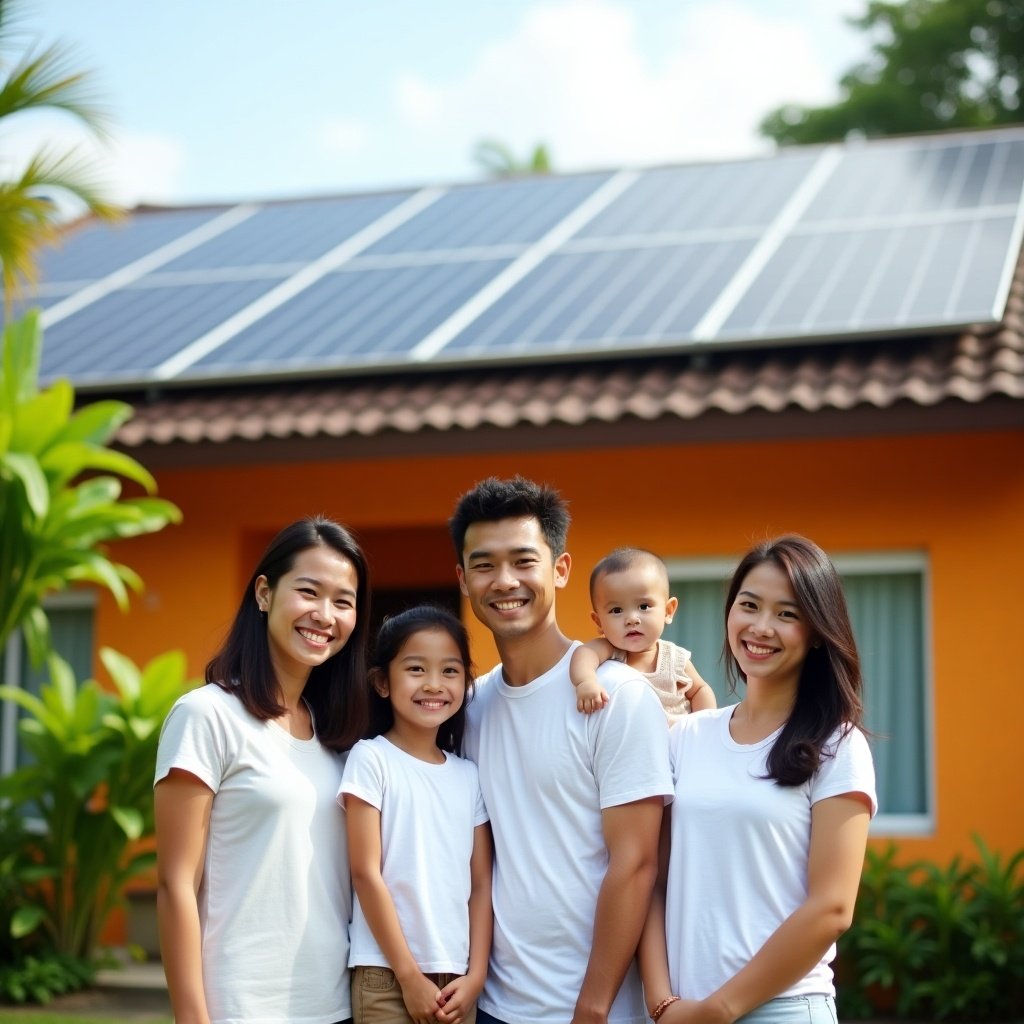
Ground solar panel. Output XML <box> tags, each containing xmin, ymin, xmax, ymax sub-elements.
<box><xmin>157</xmin><ymin>193</ymin><xmax>414</xmax><ymax>271</ymax></box>
<box><xmin>801</xmin><ymin>137</ymin><xmax>1024</xmax><ymax>221</ymax></box>
<box><xmin>185</xmin><ymin>259</ymin><xmax>513</xmax><ymax>378</ymax></box>
<box><xmin>444</xmin><ymin>240</ymin><xmax>754</xmax><ymax>355</ymax></box>
<box><xmin>575</xmin><ymin>150</ymin><xmax>819</xmax><ymax>238</ymax></box>
<box><xmin>38</xmin><ymin>208</ymin><xmax>230</xmax><ymax>283</ymax></box>
<box><xmin>39</xmin><ymin>278</ymin><xmax>283</xmax><ymax>384</ymax></box>
<box><xmin>363</xmin><ymin>173</ymin><xmax>611</xmax><ymax>255</ymax></box>
<box><xmin>15</xmin><ymin>126</ymin><xmax>1024</xmax><ymax>388</ymax></box>
<box><xmin>720</xmin><ymin>214</ymin><xmax>1018</xmax><ymax>339</ymax></box>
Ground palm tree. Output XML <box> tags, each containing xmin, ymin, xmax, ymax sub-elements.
<box><xmin>473</xmin><ymin>138</ymin><xmax>553</xmax><ymax>178</ymax></box>
<box><xmin>0</xmin><ymin>0</ymin><xmax>120</xmax><ymax>310</ymax></box>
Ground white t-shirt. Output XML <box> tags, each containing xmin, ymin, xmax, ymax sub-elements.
<box><xmin>339</xmin><ymin>735</ymin><xmax>488</xmax><ymax>973</ymax></box>
<box><xmin>154</xmin><ymin>684</ymin><xmax>351</xmax><ymax>1024</ymax></box>
<box><xmin>665</xmin><ymin>706</ymin><xmax>877</xmax><ymax>1002</ymax></box>
<box><xmin>464</xmin><ymin>642</ymin><xmax>673</xmax><ymax>1024</ymax></box>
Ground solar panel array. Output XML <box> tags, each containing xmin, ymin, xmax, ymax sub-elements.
<box><xmin>12</xmin><ymin>128</ymin><xmax>1024</xmax><ymax>388</ymax></box>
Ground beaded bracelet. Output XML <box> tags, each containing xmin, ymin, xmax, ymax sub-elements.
<box><xmin>650</xmin><ymin>996</ymin><xmax>681</xmax><ymax>1021</ymax></box>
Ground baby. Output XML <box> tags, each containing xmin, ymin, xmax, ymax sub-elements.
<box><xmin>570</xmin><ymin>547</ymin><xmax>715</xmax><ymax>721</ymax></box>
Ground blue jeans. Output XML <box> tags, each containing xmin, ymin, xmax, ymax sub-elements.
<box><xmin>737</xmin><ymin>994</ymin><xmax>837</xmax><ymax>1024</ymax></box>
<box><xmin>476</xmin><ymin>1011</ymin><xmax>510</xmax><ymax>1024</ymax></box>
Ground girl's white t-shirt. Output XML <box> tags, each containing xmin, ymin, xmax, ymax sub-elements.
<box><xmin>340</xmin><ymin>735</ymin><xmax>488</xmax><ymax>973</ymax></box>
<box><xmin>665</xmin><ymin>706</ymin><xmax>877</xmax><ymax>1002</ymax></box>
<box><xmin>155</xmin><ymin>684</ymin><xmax>351</xmax><ymax>1024</ymax></box>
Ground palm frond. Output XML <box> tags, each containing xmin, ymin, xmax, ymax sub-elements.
<box><xmin>0</xmin><ymin>39</ymin><xmax>111</xmax><ymax>137</ymax></box>
<box><xmin>0</xmin><ymin>146</ymin><xmax>121</xmax><ymax>308</ymax></box>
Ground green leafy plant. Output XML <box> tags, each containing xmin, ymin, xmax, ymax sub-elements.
<box><xmin>0</xmin><ymin>311</ymin><xmax>181</xmax><ymax>664</ymax></box>
<box><xmin>0</xmin><ymin>794</ymin><xmax>94</xmax><ymax>1004</ymax></box>
<box><xmin>0</xmin><ymin>647</ymin><xmax>195</xmax><ymax>962</ymax></box>
<box><xmin>837</xmin><ymin>837</ymin><xmax>1024</xmax><ymax>1020</ymax></box>
<box><xmin>0</xmin><ymin>949</ymin><xmax>93</xmax><ymax>1006</ymax></box>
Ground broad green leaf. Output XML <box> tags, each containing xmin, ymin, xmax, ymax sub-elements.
<box><xmin>0</xmin><ymin>408</ymin><xmax>11</xmax><ymax>454</ymax></box>
<box><xmin>0</xmin><ymin>683</ymin><xmax>64</xmax><ymax>738</ymax></box>
<box><xmin>111</xmin><ymin>805</ymin><xmax>144</xmax><ymax>840</ymax></box>
<box><xmin>43</xmin><ymin>497</ymin><xmax>181</xmax><ymax>546</ymax></box>
<box><xmin>9</xmin><ymin>377</ymin><xmax>72</xmax><ymax>454</ymax></box>
<box><xmin>1</xmin><ymin>311</ymin><xmax>41</xmax><ymax>407</ymax></box>
<box><xmin>21</xmin><ymin>603</ymin><xmax>52</xmax><ymax>667</ymax></box>
<box><xmin>55</xmin><ymin>399</ymin><xmax>132</xmax><ymax>445</ymax></box>
<box><xmin>45</xmin><ymin>652</ymin><xmax>77</xmax><ymax>719</ymax></box>
<box><xmin>1</xmin><ymin>449</ymin><xmax>49</xmax><ymax>518</ymax></box>
<box><xmin>62</xmin><ymin>551</ymin><xmax>137</xmax><ymax>608</ymax></box>
<box><xmin>43</xmin><ymin>441</ymin><xmax>157</xmax><ymax>492</ymax></box>
<box><xmin>11</xmin><ymin>903</ymin><xmax>45</xmax><ymax>939</ymax></box>
<box><xmin>99</xmin><ymin>646</ymin><xmax>141</xmax><ymax>701</ymax></box>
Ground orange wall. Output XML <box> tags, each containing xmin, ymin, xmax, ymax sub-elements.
<box><xmin>100</xmin><ymin>428</ymin><xmax>1024</xmax><ymax>864</ymax></box>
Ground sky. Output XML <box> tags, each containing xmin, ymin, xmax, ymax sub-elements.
<box><xmin>9</xmin><ymin>0</ymin><xmax>870</xmax><ymax>208</ymax></box>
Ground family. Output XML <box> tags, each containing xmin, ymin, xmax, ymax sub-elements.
<box><xmin>154</xmin><ymin>476</ymin><xmax>877</xmax><ymax>1024</ymax></box>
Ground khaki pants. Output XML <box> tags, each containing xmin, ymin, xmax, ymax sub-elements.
<box><xmin>352</xmin><ymin>966</ymin><xmax>478</xmax><ymax>1024</ymax></box>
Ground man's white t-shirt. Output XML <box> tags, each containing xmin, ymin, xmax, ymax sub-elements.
<box><xmin>464</xmin><ymin>642</ymin><xmax>672</xmax><ymax>1024</ymax></box>
<box><xmin>340</xmin><ymin>735</ymin><xmax>488</xmax><ymax>973</ymax></box>
<box><xmin>155</xmin><ymin>684</ymin><xmax>352</xmax><ymax>1024</ymax></box>
<box><xmin>665</xmin><ymin>706</ymin><xmax>877</xmax><ymax>1002</ymax></box>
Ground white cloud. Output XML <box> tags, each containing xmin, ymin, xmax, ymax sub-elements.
<box><xmin>316</xmin><ymin>115</ymin><xmax>370</xmax><ymax>157</ymax></box>
<box><xmin>106</xmin><ymin>132</ymin><xmax>187</xmax><ymax>205</ymax></box>
<box><xmin>390</xmin><ymin>0</ymin><xmax>861</xmax><ymax>177</ymax></box>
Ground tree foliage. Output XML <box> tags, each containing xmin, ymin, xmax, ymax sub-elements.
<box><xmin>761</xmin><ymin>0</ymin><xmax>1024</xmax><ymax>145</ymax></box>
<box><xmin>473</xmin><ymin>138</ymin><xmax>553</xmax><ymax>176</ymax></box>
<box><xmin>0</xmin><ymin>0</ymin><xmax>120</xmax><ymax>308</ymax></box>
<box><xmin>0</xmin><ymin>311</ymin><xmax>182</xmax><ymax>664</ymax></box>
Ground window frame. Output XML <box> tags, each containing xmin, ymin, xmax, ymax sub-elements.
<box><xmin>1</xmin><ymin>590</ymin><xmax>97</xmax><ymax>777</ymax></box>
<box><xmin>664</xmin><ymin>550</ymin><xmax>934</xmax><ymax>837</ymax></box>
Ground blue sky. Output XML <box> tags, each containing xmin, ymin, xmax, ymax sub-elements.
<box><xmin>14</xmin><ymin>0</ymin><xmax>867</xmax><ymax>207</ymax></box>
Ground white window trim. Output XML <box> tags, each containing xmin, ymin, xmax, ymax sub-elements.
<box><xmin>1</xmin><ymin>590</ymin><xmax>97</xmax><ymax>777</ymax></box>
<box><xmin>664</xmin><ymin>550</ymin><xmax>935</xmax><ymax>838</ymax></box>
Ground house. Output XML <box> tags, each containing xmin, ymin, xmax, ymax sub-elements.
<box><xmin>4</xmin><ymin>126</ymin><xmax>1022</xmax><ymax>868</ymax></box>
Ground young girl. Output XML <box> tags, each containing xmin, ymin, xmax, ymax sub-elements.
<box><xmin>639</xmin><ymin>535</ymin><xmax>877</xmax><ymax>1024</ymax></box>
<box><xmin>340</xmin><ymin>605</ymin><xmax>492</xmax><ymax>1024</ymax></box>
<box><xmin>155</xmin><ymin>516</ymin><xmax>371</xmax><ymax>1024</ymax></box>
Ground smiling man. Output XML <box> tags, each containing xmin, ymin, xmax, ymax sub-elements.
<box><xmin>449</xmin><ymin>476</ymin><xmax>672</xmax><ymax>1024</ymax></box>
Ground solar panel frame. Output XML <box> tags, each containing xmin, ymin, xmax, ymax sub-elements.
<box><xmin>156</xmin><ymin>192</ymin><xmax>415</xmax><ymax>271</ymax></box>
<box><xmin>38</xmin><ymin>207</ymin><xmax>231</xmax><ymax>284</ymax></box>
<box><xmin>14</xmin><ymin>126</ymin><xmax>1024</xmax><ymax>390</ymax></box>
<box><xmin>362</xmin><ymin>172</ymin><xmax>612</xmax><ymax>255</ymax></box>
<box><xmin>183</xmin><ymin>257</ymin><xmax>514</xmax><ymax>378</ymax></box>
<box><xmin>39</xmin><ymin>277</ymin><xmax>287</xmax><ymax>384</ymax></box>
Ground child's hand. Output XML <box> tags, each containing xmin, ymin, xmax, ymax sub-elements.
<box><xmin>400</xmin><ymin>972</ymin><xmax>444</xmax><ymax>1024</ymax></box>
<box><xmin>434</xmin><ymin>974</ymin><xmax>481</xmax><ymax>1024</ymax></box>
<box><xmin>575</xmin><ymin>675</ymin><xmax>609</xmax><ymax>714</ymax></box>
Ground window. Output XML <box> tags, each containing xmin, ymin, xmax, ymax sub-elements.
<box><xmin>1</xmin><ymin>593</ymin><xmax>95</xmax><ymax>776</ymax></box>
<box><xmin>665</xmin><ymin>552</ymin><xmax>933</xmax><ymax>835</ymax></box>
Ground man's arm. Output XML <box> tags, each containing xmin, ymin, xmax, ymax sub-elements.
<box><xmin>573</xmin><ymin>797</ymin><xmax>665</xmax><ymax>1024</ymax></box>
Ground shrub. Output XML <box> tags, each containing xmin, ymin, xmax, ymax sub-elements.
<box><xmin>837</xmin><ymin>836</ymin><xmax>1024</xmax><ymax>1020</ymax></box>
<box><xmin>0</xmin><ymin>647</ymin><xmax>195</xmax><ymax>963</ymax></box>
<box><xmin>0</xmin><ymin>805</ymin><xmax>93</xmax><ymax>1004</ymax></box>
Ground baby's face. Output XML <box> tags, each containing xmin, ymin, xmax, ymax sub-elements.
<box><xmin>591</xmin><ymin>563</ymin><xmax>677</xmax><ymax>655</ymax></box>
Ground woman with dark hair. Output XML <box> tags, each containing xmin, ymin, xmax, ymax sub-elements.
<box><xmin>640</xmin><ymin>535</ymin><xmax>876</xmax><ymax>1024</ymax></box>
<box><xmin>155</xmin><ymin>516</ymin><xmax>371</xmax><ymax>1024</ymax></box>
